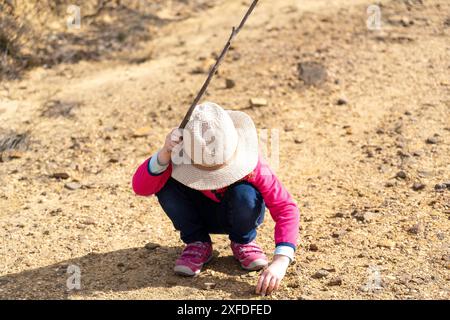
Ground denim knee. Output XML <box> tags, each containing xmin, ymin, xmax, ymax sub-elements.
<box><xmin>156</xmin><ymin>178</ymin><xmax>212</xmax><ymax>243</ymax></box>
<box><xmin>156</xmin><ymin>178</ymin><xmax>198</xmax><ymax>230</ymax></box>
<box><xmin>226</xmin><ymin>182</ymin><xmax>265</xmax><ymax>234</ymax></box>
<box><xmin>156</xmin><ymin>179</ymin><xmax>182</xmax><ymax>215</ymax></box>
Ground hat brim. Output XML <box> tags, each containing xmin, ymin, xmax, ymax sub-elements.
<box><xmin>171</xmin><ymin>110</ymin><xmax>259</xmax><ymax>191</ymax></box>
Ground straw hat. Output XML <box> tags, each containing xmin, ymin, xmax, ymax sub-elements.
<box><xmin>171</xmin><ymin>102</ymin><xmax>259</xmax><ymax>190</ymax></box>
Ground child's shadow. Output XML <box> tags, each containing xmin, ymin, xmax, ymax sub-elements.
<box><xmin>0</xmin><ymin>243</ymin><xmax>257</xmax><ymax>299</ymax></box>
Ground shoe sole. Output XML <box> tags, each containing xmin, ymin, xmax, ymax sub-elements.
<box><xmin>232</xmin><ymin>254</ymin><xmax>268</xmax><ymax>271</ymax></box>
<box><xmin>174</xmin><ymin>254</ymin><xmax>213</xmax><ymax>277</ymax></box>
<box><xmin>238</xmin><ymin>258</ymin><xmax>268</xmax><ymax>271</ymax></box>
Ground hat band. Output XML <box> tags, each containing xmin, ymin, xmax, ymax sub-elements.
<box><xmin>192</xmin><ymin>162</ymin><xmax>228</xmax><ymax>171</ymax></box>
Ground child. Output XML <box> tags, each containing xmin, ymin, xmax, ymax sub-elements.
<box><xmin>132</xmin><ymin>102</ymin><xmax>299</xmax><ymax>295</ymax></box>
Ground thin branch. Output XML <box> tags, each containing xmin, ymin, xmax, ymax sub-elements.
<box><xmin>83</xmin><ymin>0</ymin><xmax>115</xmax><ymax>19</ymax></box>
<box><xmin>179</xmin><ymin>0</ymin><xmax>259</xmax><ymax>129</ymax></box>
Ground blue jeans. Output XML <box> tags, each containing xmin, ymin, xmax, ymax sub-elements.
<box><xmin>156</xmin><ymin>178</ymin><xmax>265</xmax><ymax>244</ymax></box>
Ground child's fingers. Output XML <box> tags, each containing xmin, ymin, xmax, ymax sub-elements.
<box><xmin>260</xmin><ymin>274</ymin><xmax>273</xmax><ymax>296</ymax></box>
<box><xmin>170</xmin><ymin>136</ymin><xmax>181</xmax><ymax>144</ymax></box>
<box><xmin>266</xmin><ymin>277</ymin><xmax>278</xmax><ymax>295</ymax></box>
<box><xmin>168</xmin><ymin>139</ymin><xmax>182</xmax><ymax>151</ymax></box>
<box><xmin>171</xmin><ymin>128</ymin><xmax>183</xmax><ymax>142</ymax></box>
<box><xmin>255</xmin><ymin>274</ymin><xmax>265</xmax><ymax>294</ymax></box>
<box><xmin>169</xmin><ymin>141</ymin><xmax>177</xmax><ymax>149</ymax></box>
<box><xmin>166</xmin><ymin>143</ymin><xmax>174</xmax><ymax>152</ymax></box>
<box><xmin>274</xmin><ymin>278</ymin><xmax>281</xmax><ymax>292</ymax></box>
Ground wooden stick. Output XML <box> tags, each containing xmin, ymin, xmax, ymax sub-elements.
<box><xmin>179</xmin><ymin>0</ymin><xmax>259</xmax><ymax>129</ymax></box>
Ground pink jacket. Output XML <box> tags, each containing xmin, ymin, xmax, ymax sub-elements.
<box><xmin>132</xmin><ymin>155</ymin><xmax>300</xmax><ymax>249</ymax></box>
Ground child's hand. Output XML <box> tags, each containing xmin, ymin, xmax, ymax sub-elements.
<box><xmin>158</xmin><ymin>128</ymin><xmax>183</xmax><ymax>165</ymax></box>
<box><xmin>255</xmin><ymin>255</ymin><xmax>290</xmax><ymax>296</ymax></box>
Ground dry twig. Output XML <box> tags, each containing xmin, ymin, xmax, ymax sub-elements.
<box><xmin>179</xmin><ymin>0</ymin><xmax>259</xmax><ymax>129</ymax></box>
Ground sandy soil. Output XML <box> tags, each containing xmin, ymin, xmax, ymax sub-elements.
<box><xmin>0</xmin><ymin>0</ymin><xmax>449</xmax><ymax>300</ymax></box>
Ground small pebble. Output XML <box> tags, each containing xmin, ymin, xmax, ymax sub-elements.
<box><xmin>132</xmin><ymin>127</ymin><xmax>152</xmax><ymax>138</ymax></box>
<box><xmin>203</xmin><ymin>282</ymin><xmax>216</xmax><ymax>290</ymax></box>
<box><xmin>51</xmin><ymin>172</ymin><xmax>70</xmax><ymax>180</ymax></box>
<box><xmin>336</xmin><ymin>98</ymin><xmax>348</xmax><ymax>105</ymax></box>
<box><xmin>312</xmin><ymin>269</ymin><xmax>329</xmax><ymax>279</ymax></box>
<box><xmin>249</xmin><ymin>98</ymin><xmax>268</xmax><ymax>107</ymax></box>
<box><xmin>64</xmin><ymin>182</ymin><xmax>82</xmax><ymax>190</ymax></box>
<box><xmin>225</xmin><ymin>79</ymin><xmax>236</xmax><ymax>89</ymax></box>
<box><xmin>144</xmin><ymin>243</ymin><xmax>160</xmax><ymax>251</ymax></box>
<box><xmin>352</xmin><ymin>211</ymin><xmax>379</xmax><ymax>223</ymax></box>
<box><xmin>400</xmin><ymin>17</ymin><xmax>413</xmax><ymax>27</ymax></box>
<box><xmin>377</xmin><ymin>240</ymin><xmax>395</xmax><ymax>249</ymax></box>
<box><xmin>80</xmin><ymin>218</ymin><xmax>97</xmax><ymax>226</ymax></box>
<box><xmin>412</xmin><ymin>182</ymin><xmax>426</xmax><ymax>191</ymax></box>
<box><xmin>396</xmin><ymin>171</ymin><xmax>407</xmax><ymax>179</ymax></box>
<box><xmin>327</xmin><ymin>277</ymin><xmax>343</xmax><ymax>286</ymax></box>
<box><xmin>322</xmin><ymin>267</ymin><xmax>336</xmax><ymax>272</ymax></box>
<box><xmin>3</xmin><ymin>150</ymin><xmax>24</xmax><ymax>159</ymax></box>
<box><xmin>397</xmin><ymin>150</ymin><xmax>410</xmax><ymax>158</ymax></box>
<box><xmin>426</xmin><ymin>137</ymin><xmax>438</xmax><ymax>144</ymax></box>
<box><xmin>407</xmin><ymin>224</ymin><xmax>422</xmax><ymax>235</ymax></box>
<box><xmin>332</xmin><ymin>230</ymin><xmax>346</xmax><ymax>238</ymax></box>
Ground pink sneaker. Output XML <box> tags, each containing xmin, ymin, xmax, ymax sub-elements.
<box><xmin>231</xmin><ymin>241</ymin><xmax>268</xmax><ymax>271</ymax></box>
<box><xmin>174</xmin><ymin>242</ymin><xmax>212</xmax><ymax>276</ymax></box>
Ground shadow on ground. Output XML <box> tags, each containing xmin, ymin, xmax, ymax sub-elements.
<box><xmin>0</xmin><ymin>243</ymin><xmax>256</xmax><ymax>299</ymax></box>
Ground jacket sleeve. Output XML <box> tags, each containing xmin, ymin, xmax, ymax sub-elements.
<box><xmin>250</xmin><ymin>158</ymin><xmax>300</xmax><ymax>250</ymax></box>
<box><xmin>132</xmin><ymin>157</ymin><xmax>172</xmax><ymax>196</ymax></box>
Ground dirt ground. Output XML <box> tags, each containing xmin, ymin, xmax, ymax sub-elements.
<box><xmin>0</xmin><ymin>0</ymin><xmax>449</xmax><ymax>300</ymax></box>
